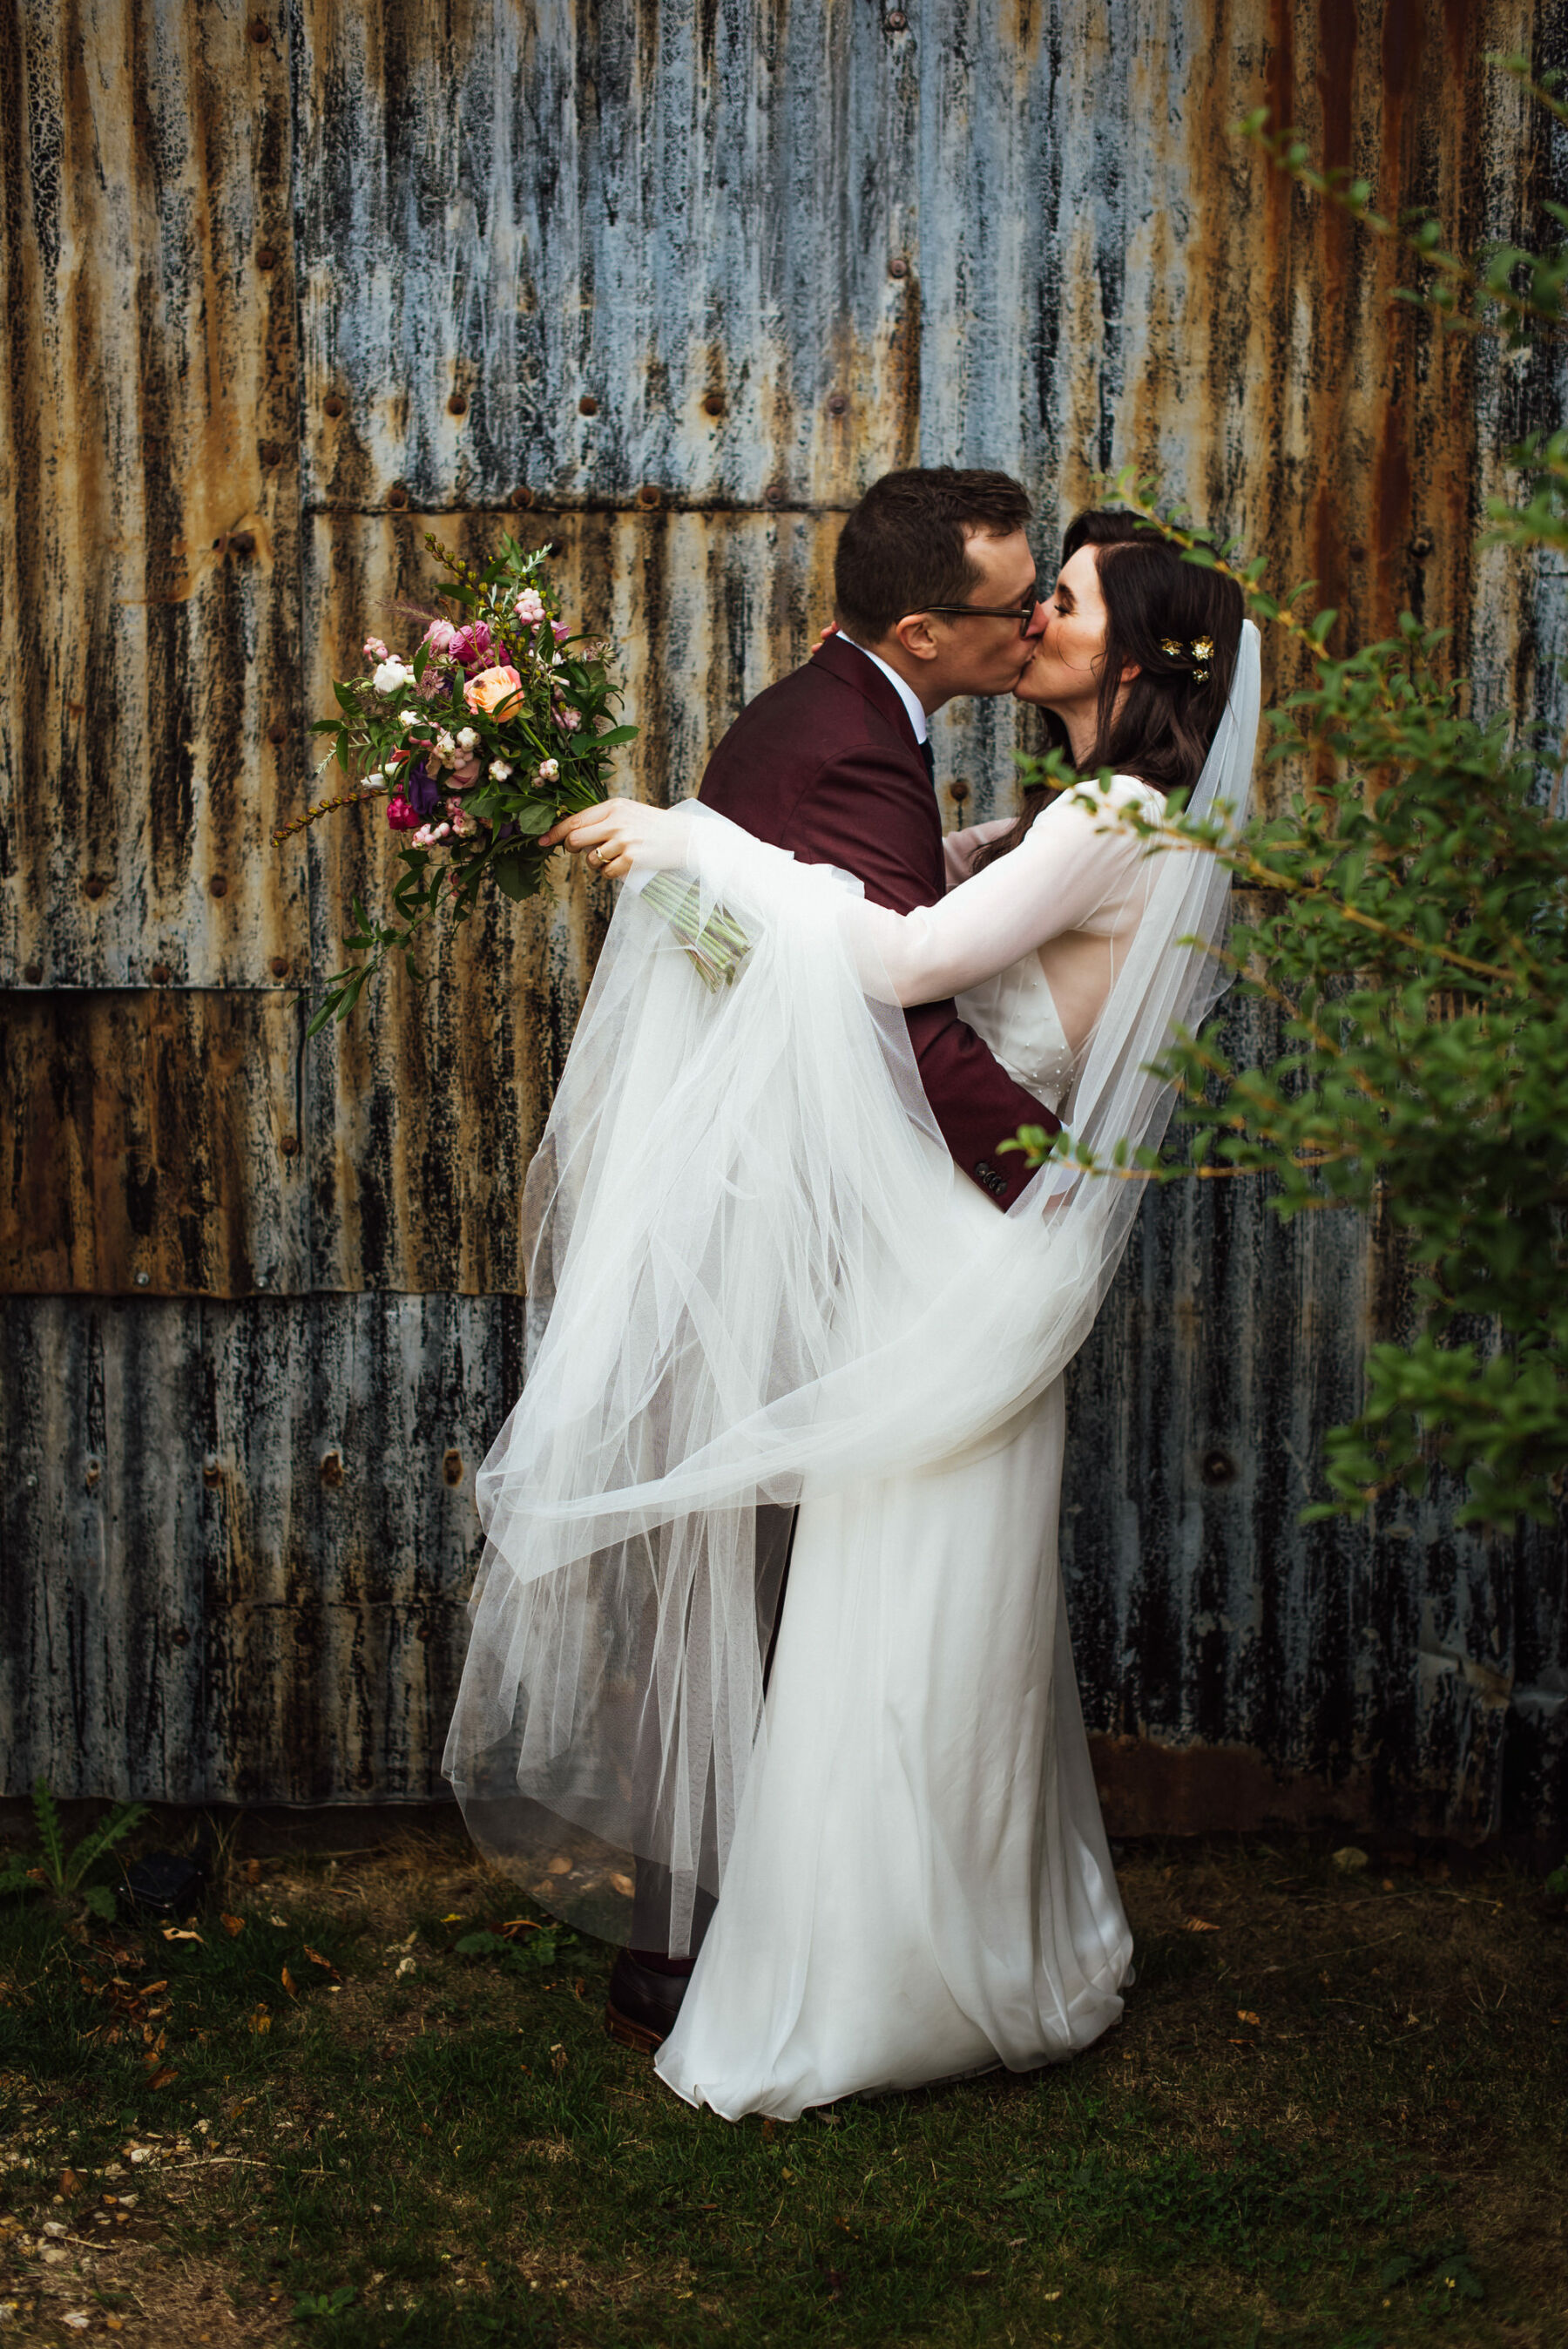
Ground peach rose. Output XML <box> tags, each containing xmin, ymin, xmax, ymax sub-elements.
<box><xmin>464</xmin><ymin>664</ymin><xmax>524</xmax><ymax>718</ymax></box>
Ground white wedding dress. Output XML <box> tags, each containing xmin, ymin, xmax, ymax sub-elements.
<box><xmin>443</xmin><ymin>626</ymin><xmax>1260</xmax><ymax>2127</ymax></box>
<box><xmin>653</xmin><ymin>802</ymin><xmax>1148</xmax><ymax>2119</ymax></box>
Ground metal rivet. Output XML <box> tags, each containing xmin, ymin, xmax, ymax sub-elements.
<box><xmin>267</xmin><ymin>721</ymin><xmax>287</xmax><ymax>744</ymax></box>
<box><xmin>172</xmin><ymin>1627</ymin><xmax>190</xmax><ymax>1648</ymax></box>
<box><xmin>23</xmin><ymin>963</ymin><xmax>42</xmax><ymax>985</ymax></box>
<box><xmin>949</xmin><ymin>779</ymin><xmax>970</xmax><ymax>805</ymax></box>
<box><xmin>259</xmin><ymin>438</ymin><xmax>284</xmax><ymax>467</ymax></box>
<box><xmin>888</xmin><ymin>254</ymin><xmax>909</xmax><ymax>280</ymax></box>
<box><xmin>763</xmin><ymin>482</ymin><xmax>785</xmax><ymax>507</ymax></box>
<box><xmin>1200</xmin><ymin>1448</ymin><xmax>1238</xmax><ymax>1487</ymax></box>
<box><xmin>1348</xmin><ymin>541</ymin><xmax>1368</xmax><ymax>563</ymax></box>
<box><xmin>635</xmin><ymin>483</ymin><xmax>662</xmax><ymax>510</ymax></box>
<box><xmin>209</xmin><ymin>874</ymin><xmax>229</xmax><ymax>898</ymax></box>
<box><xmin>1409</xmin><ymin>531</ymin><xmax>1434</xmax><ymax>559</ymax></box>
<box><xmin>386</xmin><ymin>483</ymin><xmax>409</xmax><ymax>510</ymax></box>
<box><xmin>416</xmin><ymin>1621</ymin><xmax>434</xmax><ymax>1643</ymax></box>
<box><xmin>270</xmin><ymin>956</ymin><xmax>288</xmax><ymax>978</ymax></box>
<box><xmin>203</xmin><ymin>1459</ymin><xmax>222</xmax><ymax>1487</ymax></box>
<box><xmin>443</xmin><ymin>1448</ymin><xmax>463</xmax><ymax>1487</ymax></box>
<box><xmin>247</xmin><ymin>14</ymin><xmax>269</xmax><ymax>43</ymax></box>
<box><xmin>323</xmin><ymin>393</ymin><xmax>346</xmax><ymax>419</ymax></box>
<box><xmin>134</xmin><ymin>1271</ymin><xmax>151</xmax><ymax>1288</ymax></box>
<box><xmin>577</xmin><ymin>395</ymin><xmax>599</xmax><ymax>416</ymax></box>
<box><xmin>83</xmin><ymin>876</ymin><xmax>107</xmax><ymax>901</ymax></box>
<box><xmin>828</xmin><ymin>393</ymin><xmax>848</xmax><ymax>416</ymax></box>
<box><xmin>256</xmin><ymin>244</ymin><xmax>278</xmax><ymax>270</ymax></box>
<box><xmin>280</xmin><ymin>1134</ymin><xmax>300</xmax><ymax>1157</ymax></box>
<box><xmin>509</xmin><ymin>485</ymin><xmax>534</xmax><ymax>511</ymax></box>
<box><xmin>886</xmin><ymin>9</ymin><xmax>909</xmax><ymax>27</ymax></box>
<box><xmin>228</xmin><ymin>530</ymin><xmax>256</xmax><ymax>556</ymax></box>
<box><xmin>701</xmin><ymin>391</ymin><xmax>727</xmax><ymax>418</ymax></box>
<box><xmin>149</xmin><ymin>962</ymin><xmax>172</xmax><ymax>985</ymax></box>
<box><xmin>84</xmin><ymin>1460</ymin><xmax>101</xmax><ymax>1493</ymax></box>
<box><xmin>447</xmin><ymin>390</ymin><xmax>469</xmax><ymax>416</ymax></box>
<box><xmin>320</xmin><ymin>1449</ymin><xmax>345</xmax><ymax>1488</ymax></box>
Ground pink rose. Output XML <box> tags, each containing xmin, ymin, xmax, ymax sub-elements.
<box><xmin>385</xmin><ymin>795</ymin><xmax>420</xmax><ymax>831</ymax></box>
<box><xmin>464</xmin><ymin>664</ymin><xmax>524</xmax><ymax>718</ymax></box>
<box><xmin>424</xmin><ymin>619</ymin><xmax>459</xmax><ymax>654</ymax></box>
<box><xmin>450</xmin><ymin>755</ymin><xmax>482</xmax><ymax>785</ymax></box>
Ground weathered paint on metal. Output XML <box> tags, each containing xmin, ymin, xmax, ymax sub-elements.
<box><xmin>1</xmin><ymin>0</ymin><xmax>1563</xmax><ymax>1835</ymax></box>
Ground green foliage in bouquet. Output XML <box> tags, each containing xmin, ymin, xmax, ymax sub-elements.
<box><xmin>1010</xmin><ymin>58</ymin><xmax>1568</xmax><ymax>1530</ymax></box>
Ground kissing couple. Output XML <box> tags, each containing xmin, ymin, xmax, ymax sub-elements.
<box><xmin>445</xmin><ymin>468</ymin><xmax>1261</xmax><ymax>2121</ymax></box>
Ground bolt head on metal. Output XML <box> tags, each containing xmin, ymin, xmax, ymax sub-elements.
<box><xmin>828</xmin><ymin>393</ymin><xmax>848</xmax><ymax>416</ymax></box>
<box><xmin>701</xmin><ymin>391</ymin><xmax>727</xmax><ymax>417</ymax></box>
<box><xmin>446</xmin><ymin>391</ymin><xmax>469</xmax><ymax>416</ymax></box>
<box><xmin>23</xmin><ymin>963</ymin><xmax>42</xmax><ymax>985</ymax></box>
<box><xmin>1409</xmin><ymin>532</ymin><xmax>1434</xmax><ymax>559</ymax></box>
<box><xmin>256</xmin><ymin>245</ymin><xmax>278</xmax><ymax>270</ymax></box>
<box><xmin>763</xmin><ymin>482</ymin><xmax>785</xmax><ymax>506</ymax></box>
<box><xmin>209</xmin><ymin>874</ymin><xmax>229</xmax><ymax>898</ymax></box>
<box><xmin>949</xmin><ymin>779</ymin><xmax>970</xmax><ymax>805</ymax></box>
<box><xmin>323</xmin><ymin>393</ymin><xmax>346</xmax><ymax>419</ymax></box>
<box><xmin>888</xmin><ymin>254</ymin><xmax>909</xmax><ymax>279</ymax></box>
<box><xmin>386</xmin><ymin>484</ymin><xmax>409</xmax><ymax>510</ymax></box>
<box><xmin>578</xmin><ymin>395</ymin><xmax>599</xmax><ymax>417</ymax></box>
<box><xmin>269</xmin><ymin>956</ymin><xmax>288</xmax><ymax>978</ymax></box>
<box><xmin>83</xmin><ymin>876</ymin><xmax>107</xmax><ymax>900</ymax></box>
<box><xmin>267</xmin><ymin>721</ymin><xmax>287</xmax><ymax>744</ymax></box>
<box><xmin>247</xmin><ymin>15</ymin><xmax>269</xmax><ymax>42</ymax></box>
<box><xmin>134</xmin><ymin>1271</ymin><xmax>150</xmax><ymax>1287</ymax></box>
<box><xmin>280</xmin><ymin>1134</ymin><xmax>300</xmax><ymax>1157</ymax></box>
<box><xmin>149</xmin><ymin>963</ymin><xmax>172</xmax><ymax>985</ymax></box>
<box><xmin>885</xmin><ymin>9</ymin><xmax>909</xmax><ymax>27</ymax></box>
<box><xmin>636</xmin><ymin>483</ymin><xmax>662</xmax><ymax>510</ymax></box>
<box><xmin>509</xmin><ymin>486</ymin><xmax>534</xmax><ymax>510</ymax></box>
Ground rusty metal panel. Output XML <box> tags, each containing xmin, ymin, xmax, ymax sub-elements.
<box><xmin>1</xmin><ymin>0</ymin><xmax>1563</xmax><ymax>1834</ymax></box>
<box><xmin>0</xmin><ymin>0</ymin><xmax>307</xmax><ymax>991</ymax></box>
<box><xmin>1</xmin><ymin>990</ymin><xmax>308</xmax><ymax>1296</ymax></box>
<box><xmin>291</xmin><ymin>0</ymin><xmax>921</xmax><ymax>517</ymax></box>
<box><xmin>0</xmin><ymin>1293</ymin><xmax>519</xmax><ymax>1802</ymax></box>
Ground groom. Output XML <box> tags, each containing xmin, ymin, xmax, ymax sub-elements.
<box><xmin>700</xmin><ymin>466</ymin><xmax>1055</xmax><ymax>1206</ymax></box>
<box><xmin>607</xmin><ymin>468</ymin><xmax>1060</xmax><ymax>2051</ymax></box>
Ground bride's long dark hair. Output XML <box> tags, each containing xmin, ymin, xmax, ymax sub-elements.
<box><xmin>977</xmin><ymin>511</ymin><xmax>1246</xmax><ymax>869</ymax></box>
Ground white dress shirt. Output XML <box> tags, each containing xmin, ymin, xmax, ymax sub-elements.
<box><xmin>836</xmin><ymin>634</ymin><xmax>929</xmax><ymax>748</ymax></box>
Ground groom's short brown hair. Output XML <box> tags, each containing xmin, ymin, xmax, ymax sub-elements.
<box><xmin>834</xmin><ymin>468</ymin><xmax>1032</xmax><ymax>644</ymax></box>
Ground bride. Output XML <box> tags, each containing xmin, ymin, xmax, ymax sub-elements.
<box><xmin>443</xmin><ymin>519</ymin><xmax>1259</xmax><ymax>2122</ymax></box>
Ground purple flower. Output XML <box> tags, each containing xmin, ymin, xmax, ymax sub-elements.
<box><xmin>405</xmin><ymin>762</ymin><xmax>444</xmax><ymax>819</ymax></box>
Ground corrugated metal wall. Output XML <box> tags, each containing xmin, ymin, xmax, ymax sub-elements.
<box><xmin>3</xmin><ymin>0</ymin><xmax>1564</xmax><ymax>1837</ymax></box>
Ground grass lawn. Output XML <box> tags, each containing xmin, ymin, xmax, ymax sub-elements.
<box><xmin>0</xmin><ymin>1818</ymin><xmax>1563</xmax><ymax>2346</ymax></box>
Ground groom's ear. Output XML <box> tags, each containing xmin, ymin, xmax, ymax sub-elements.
<box><xmin>888</xmin><ymin>612</ymin><xmax>940</xmax><ymax>665</ymax></box>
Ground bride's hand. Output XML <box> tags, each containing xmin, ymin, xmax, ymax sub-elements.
<box><xmin>542</xmin><ymin>798</ymin><xmax>677</xmax><ymax>879</ymax></box>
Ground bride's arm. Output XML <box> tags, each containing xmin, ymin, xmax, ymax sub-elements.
<box><xmin>546</xmin><ymin>789</ymin><xmax>1155</xmax><ymax>1006</ymax></box>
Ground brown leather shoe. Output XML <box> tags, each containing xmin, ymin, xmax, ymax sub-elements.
<box><xmin>605</xmin><ymin>1949</ymin><xmax>691</xmax><ymax>2053</ymax></box>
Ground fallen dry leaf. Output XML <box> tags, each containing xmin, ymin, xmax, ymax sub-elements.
<box><xmin>57</xmin><ymin>2169</ymin><xmax>81</xmax><ymax>2197</ymax></box>
<box><xmin>303</xmin><ymin>1945</ymin><xmax>341</xmax><ymax>1980</ymax></box>
<box><xmin>280</xmin><ymin>1965</ymin><xmax>298</xmax><ymax>2000</ymax></box>
<box><xmin>220</xmin><ymin>1912</ymin><xmax>246</xmax><ymax>1938</ymax></box>
<box><xmin>161</xmin><ymin>1927</ymin><xmax>203</xmax><ymax>1944</ymax></box>
<box><xmin>1184</xmin><ymin>1918</ymin><xmax>1220</xmax><ymax>1933</ymax></box>
<box><xmin>145</xmin><ymin>2066</ymin><xmax>179</xmax><ymax>2092</ymax></box>
<box><xmin>1237</xmin><ymin>2010</ymin><xmax>1261</xmax><ymax>2026</ymax></box>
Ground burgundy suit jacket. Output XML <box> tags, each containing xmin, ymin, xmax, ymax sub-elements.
<box><xmin>698</xmin><ymin>635</ymin><xmax>1058</xmax><ymax>1208</ymax></box>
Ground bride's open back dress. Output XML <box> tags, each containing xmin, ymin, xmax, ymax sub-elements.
<box><xmin>444</xmin><ymin>628</ymin><xmax>1260</xmax><ymax>2123</ymax></box>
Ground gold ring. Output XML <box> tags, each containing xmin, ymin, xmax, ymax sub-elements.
<box><xmin>593</xmin><ymin>844</ymin><xmax>608</xmax><ymax>867</ymax></box>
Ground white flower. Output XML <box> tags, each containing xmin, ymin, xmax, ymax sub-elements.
<box><xmin>397</xmin><ymin>708</ymin><xmax>416</xmax><ymax>727</ymax></box>
<box><xmin>536</xmin><ymin>758</ymin><xmax>559</xmax><ymax>782</ymax></box>
<box><xmin>515</xmin><ymin>588</ymin><xmax>547</xmax><ymax>626</ymax></box>
<box><xmin>489</xmin><ymin>759</ymin><xmax>512</xmax><ymax>781</ymax></box>
<box><xmin>373</xmin><ymin>659</ymin><xmax>410</xmax><ymax>694</ymax></box>
<box><xmin>456</xmin><ymin>726</ymin><xmax>478</xmax><ymax>750</ymax></box>
<box><xmin>412</xmin><ymin>821</ymin><xmax>451</xmax><ymax>848</ymax></box>
<box><xmin>363</xmin><ymin>770</ymin><xmax>384</xmax><ymax>789</ymax></box>
<box><xmin>436</xmin><ymin>731</ymin><xmax>456</xmax><ymax>760</ymax></box>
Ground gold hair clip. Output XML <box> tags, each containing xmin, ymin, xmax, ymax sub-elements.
<box><xmin>1158</xmin><ymin>634</ymin><xmax>1213</xmax><ymax>684</ymax></box>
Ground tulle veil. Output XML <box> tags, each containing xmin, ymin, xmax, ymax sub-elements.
<box><xmin>443</xmin><ymin>624</ymin><xmax>1261</xmax><ymax>1952</ymax></box>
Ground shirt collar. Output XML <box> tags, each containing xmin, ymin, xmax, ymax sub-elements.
<box><xmin>836</xmin><ymin>633</ymin><xmax>929</xmax><ymax>747</ymax></box>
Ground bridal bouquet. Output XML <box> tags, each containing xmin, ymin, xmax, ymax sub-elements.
<box><xmin>275</xmin><ymin>533</ymin><xmax>748</xmax><ymax>1033</ymax></box>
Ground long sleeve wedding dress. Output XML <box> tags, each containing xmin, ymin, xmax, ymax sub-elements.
<box><xmin>443</xmin><ymin>626</ymin><xmax>1260</xmax><ymax>2122</ymax></box>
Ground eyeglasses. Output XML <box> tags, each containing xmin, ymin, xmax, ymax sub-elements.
<box><xmin>918</xmin><ymin>584</ymin><xmax>1043</xmax><ymax>637</ymax></box>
